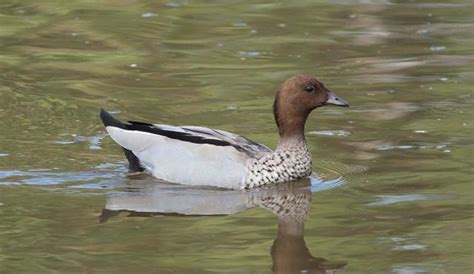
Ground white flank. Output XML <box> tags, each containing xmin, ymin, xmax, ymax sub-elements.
<box><xmin>106</xmin><ymin>126</ymin><xmax>249</xmax><ymax>189</ymax></box>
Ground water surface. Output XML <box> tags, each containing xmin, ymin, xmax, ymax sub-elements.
<box><xmin>0</xmin><ymin>0</ymin><xmax>473</xmax><ymax>273</ymax></box>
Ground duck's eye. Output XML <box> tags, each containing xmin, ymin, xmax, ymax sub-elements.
<box><xmin>304</xmin><ymin>85</ymin><xmax>315</xmax><ymax>92</ymax></box>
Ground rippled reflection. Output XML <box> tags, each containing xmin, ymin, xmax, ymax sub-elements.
<box><xmin>100</xmin><ymin>178</ymin><xmax>346</xmax><ymax>273</ymax></box>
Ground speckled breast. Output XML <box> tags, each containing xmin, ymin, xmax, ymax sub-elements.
<box><xmin>241</xmin><ymin>146</ymin><xmax>312</xmax><ymax>189</ymax></box>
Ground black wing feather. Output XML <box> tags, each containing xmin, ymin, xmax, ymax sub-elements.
<box><xmin>125</xmin><ymin>121</ymin><xmax>232</xmax><ymax>147</ymax></box>
<box><xmin>100</xmin><ymin>109</ymin><xmax>233</xmax><ymax>147</ymax></box>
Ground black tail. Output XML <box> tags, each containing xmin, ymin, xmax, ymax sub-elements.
<box><xmin>100</xmin><ymin>108</ymin><xmax>127</xmax><ymax>129</ymax></box>
<box><xmin>100</xmin><ymin>109</ymin><xmax>144</xmax><ymax>172</ymax></box>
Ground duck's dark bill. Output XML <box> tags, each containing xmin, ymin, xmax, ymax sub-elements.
<box><xmin>325</xmin><ymin>92</ymin><xmax>349</xmax><ymax>107</ymax></box>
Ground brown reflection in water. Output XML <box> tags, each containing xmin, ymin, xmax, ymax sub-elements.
<box><xmin>99</xmin><ymin>179</ymin><xmax>346</xmax><ymax>273</ymax></box>
<box><xmin>271</xmin><ymin>219</ymin><xmax>345</xmax><ymax>274</ymax></box>
<box><xmin>258</xmin><ymin>190</ymin><xmax>346</xmax><ymax>274</ymax></box>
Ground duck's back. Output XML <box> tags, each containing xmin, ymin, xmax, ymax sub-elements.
<box><xmin>100</xmin><ymin>110</ymin><xmax>272</xmax><ymax>189</ymax></box>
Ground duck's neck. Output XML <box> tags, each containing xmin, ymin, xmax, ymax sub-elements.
<box><xmin>273</xmin><ymin>90</ymin><xmax>312</xmax><ymax>150</ymax></box>
<box><xmin>276</xmin><ymin>118</ymin><xmax>308</xmax><ymax>150</ymax></box>
<box><xmin>274</xmin><ymin>106</ymin><xmax>309</xmax><ymax>150</ymax></box>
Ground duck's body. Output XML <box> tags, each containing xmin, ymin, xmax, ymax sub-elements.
<box><xmin>101</xmin><ymin>75</ymin><xmax>349</xmax><ymax>189</ymax></box>
<box><xmin>101</xmin><ymin>112</ymin><xmax>313</xmax><ymax>189</ymax></box>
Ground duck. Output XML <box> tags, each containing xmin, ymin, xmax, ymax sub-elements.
<box><xmin>100</xmin><ymin>75</ymin><xmax>349</xmax><ymax>189</ymax></box>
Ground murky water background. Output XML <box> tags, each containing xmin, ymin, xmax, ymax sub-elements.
<box><xmin>1</xmin><ymin>0</ymin><xmax>473</xmax><ymax>273</ymax></box>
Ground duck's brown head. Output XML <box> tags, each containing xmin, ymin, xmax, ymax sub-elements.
<box><xmin>273</xmin><ymin>75</ymin><xmax>349</xmax><ymax>140</ymax></box>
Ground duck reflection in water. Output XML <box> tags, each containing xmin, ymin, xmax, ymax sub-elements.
<box><xmin>99</xmin><ymin>177</ymin><xmax>346</xmax><ymax>273</ymax></box>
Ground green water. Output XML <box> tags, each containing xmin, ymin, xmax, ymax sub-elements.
<box><xmin>1</xmin><ymin>0</ymin><xmax>473</xmax><ymax>273</ymax></box>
